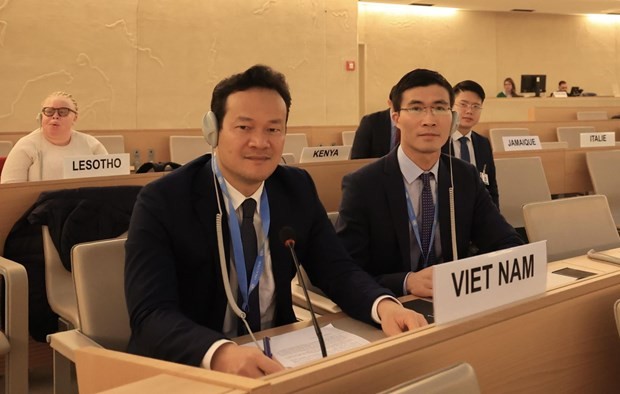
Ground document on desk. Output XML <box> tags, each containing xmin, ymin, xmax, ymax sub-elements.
<box><xmin>250</xmin><ymin>324</ymin><xmax>370</xmax><ymax>368</ymax></box>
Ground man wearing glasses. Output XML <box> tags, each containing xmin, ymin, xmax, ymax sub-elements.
<box><xmin>336</xmin><ymin>69</ymin><xmax>522</xmax><ymax>298</ymax></box>
<box><xmin>441</xmin><ymin>80</ymin><xmax>499</xmax><ymax>208</ymax></box>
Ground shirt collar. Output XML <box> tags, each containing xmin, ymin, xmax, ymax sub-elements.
<box><xmin>223</xmin><ymin>179</ymin><xmax>265</xmax><ymax>213</ymax></box>
<box><xmin>451</xmin><ymin>130</ymin><xmax>472</xmax><ymax>142</ymax></box>
<box><xmin>397</xmin><ymin>145</ymin><xmax>440</xmax><ymax>185</ymax></box>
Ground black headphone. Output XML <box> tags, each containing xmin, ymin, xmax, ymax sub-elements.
<box><xmin>202</xmin><ymin>111</ymin><xmax>219</xmax><ymax>147</ymax></box>
<box><xmin>450</xmin><ymin>110</ymin><xmax>459</xmax><ymax>133</ymax></box>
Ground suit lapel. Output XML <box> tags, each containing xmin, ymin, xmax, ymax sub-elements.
<box><xmin>191</xmin><ymin>159</ymin><xmax>231</xmax><ymax>322</ymax></box>
<box><xmin>383</xmin><ymin>151</ymin><xmax>412</xmax><ymax>271</ymax></box>
<box><xmin>437</xmin><ymin>155</ymin><xmax>453</xmax><ymax>262</ymax></box>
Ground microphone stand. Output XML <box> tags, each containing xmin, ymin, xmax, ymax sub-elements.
<box><xmin>285</xmin><ymin>240</ymin><xmax>328</xmax><ymax>358</ymax></box>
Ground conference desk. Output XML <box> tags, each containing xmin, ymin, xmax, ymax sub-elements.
<box><xmin>75</xmin><ymin>252</ymin><xmax>620</xmax><ymax>393</ymax></box>
<box><xmin>495</xmin><ymin>146</ymin><xmax>619</xmax><ymax>195</ymax></box>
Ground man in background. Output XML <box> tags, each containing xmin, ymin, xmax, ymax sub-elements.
<box><xmin>441</xmin><ymin>80</ymin><xmax>499</xmax><ymax>208</ymax></box>
<box><xmin>351</xmin><ymin>85</ymin><xmax>398</xmax><ymax>159</ymax></box>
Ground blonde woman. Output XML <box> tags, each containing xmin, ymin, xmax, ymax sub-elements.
<box><xmin>1</xmin><ymin>92</ymin><xmax>107</xmax><ymax>183</ymax></box>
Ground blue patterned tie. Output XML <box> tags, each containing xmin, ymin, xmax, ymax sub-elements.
<box><xmin>419</xmin><ymin>173</ymin><xmax>436</xmax><ymax>267</ymax></box>
<box><xmin>239</xmin><ymin>198</ymin><xmax>260</xmax><ymax>335</ymax></box>
<box><xmin>459</xmin><ymin>136</ymin><xmax>470</xmax><ymax>163</ymax></box>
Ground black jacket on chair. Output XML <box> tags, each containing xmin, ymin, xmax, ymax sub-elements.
<box><xmin>3</xmin><ymin>186</ymin><xmax>141</xmax><ymax>341</ymax></box>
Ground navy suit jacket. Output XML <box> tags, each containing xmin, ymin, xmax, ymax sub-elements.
<box><xmin>351</xmin><ymin>109</ymin><xmax>393</xmax><ymax>159</ymax></box>
<box><xmin>125</xmin><ymin>155</ymin><xmax>391</xmax><ymax>366</ymax></box>
<box><xmin>442</xmin><ymin>131</ymin><xmax>499</xmax><ymax>208</ymax></box>
<box><xmin>336</xmin><ymin>150</ymin><xmax>522</xmax><ymax>296</ymax></box>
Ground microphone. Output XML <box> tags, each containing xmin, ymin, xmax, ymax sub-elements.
<box><xmin>448</xmin><ymin>111</ymin><xmax>460</xmax><ymax>261</ymax></box>
<box><xmin>279</xmin><ymin>226</ymin><xmax>328</xmax><ymax>358</ymax></box>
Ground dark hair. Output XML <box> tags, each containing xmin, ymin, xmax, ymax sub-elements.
<box><xmin>558</xmin><ymin>80</ymin><xmax>567</xmax><ymax>87</ymax></box>
<box><xmin>210</xmin><ymin>64</ymin><xmax>292</xmax><ymax>130</ymax></box>
<box><xmin>391</xmin><ymin>69</ymin><xmax>454</xmax><ymax>112</ymax></box>
<box><xmin>389</xmin><ymin>84</ymin><xmax>397</xmax><ymax>101</ymax></box>
<box><xmin>453</xmin><ymin>80</ymin><xmax>486</xmax><ymax>103</ymax></box>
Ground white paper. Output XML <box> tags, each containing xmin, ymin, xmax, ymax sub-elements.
<box><xmin>245</xmin><ymin>324</ymin><xmax>369</xmax><ymax>368</ymax></box>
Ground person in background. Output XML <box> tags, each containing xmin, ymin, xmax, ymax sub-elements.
<box><xmin>0</xmin><ymin>91</ymin><xmax>107</xmax><ymax>184</ymax></box>
<box><xmin>442</xmin><ymin>80</ymin><xmax>499</xmax><ymax>208</ymax></box>
<box><xmin>124</xmin><ymin>64</ymin><xmax>427</xmax><ymax>378</ymax></box>
<box><xmin>496</xmin><ymin>77</ymin><xmax>521</xmax><ymax>98</ymax></box>
<box><xmin>557</xmin><ymin>80</ymin><xmax>568</xmax><ymax>93</ymax></box>
<box><xmin>337</xmin><ymin>68</ymin><xmax>522</xmax><ymax>298</ymax></box>
<box><xmin>351</xmin><ymin>85</ymin><xmax>399</xmax><ymax>159</ymax></box>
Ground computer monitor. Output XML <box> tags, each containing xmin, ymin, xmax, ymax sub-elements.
<box><xmin>521</xmin><ymin>75</ymin><xmax>546</xmax><ymax>97</ymax></box>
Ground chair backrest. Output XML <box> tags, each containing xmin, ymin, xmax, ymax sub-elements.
<box><xmin>541</xmin><ymin>141</ymin><xmax>568</xmax><ymax>149</ymax></box>
<box><xmin>586</xmin><ymin>150</ymin><xmax>620</xmax><ymax>226</ymax></box>
<box><xmin>95</xmin><ymin>135</ymin><xmax>125</xmax><ymax>154</ymax></box>
<box><xmin>489</xmin><ymin>128</ymin><xmax>530</xmax><ymax>152</ymax></box>
<box><xmin>556</xmin><ymin>126</ymin><xmax>596</xmax><ymax>148</ymax></box>
<box><xmin>283</xmin><ymin>133</ymin><xmax>308</xmax><ymax>163</ymax></box>
<box><xmin>342</xmin><ymin>130</ymin><xmax>356</xmax><ymax>146</ymax></box>
<box><xmin>495</xmin><ymin>157</ymin><xmax>551</xmax><ymax>228</ymax></box>
<box><xmin>523</xmin><ymin>195</ymin><xmax>620</xmax><ymax>261</ymax></box>
<box><xmin>615</xmin><ymin>299</ymin><xmax>620</xmax><ymax>338</ymax></box>
<box><xmin>379</xmin><ymin>362</ymin><xmax>481</xmax><ymax>394</ymax></box>
<box><xmin>169</xmin><ymin>136</ymin><xmax>211</xmax><ymax>164</ymax></box>
<box><xmin>42</xmin><ymin>225</ymin><xmax>79</xmax><ymax>329</ymax></box>
<box><xmin>71</xmin><ymin>237</ymin><xmax>130</xmax><ymax>351</ymax></box>
<box><xmin>0</xmin><ymin>140</ymin><xmax>13</xmax><ymax>156</ymax></box>
<box><xmin>577</xmin><ymin>111</ymin><xmax>607</xmax><ymax>121</ymax></box>
<box><xmin>281</xmin><ymin>153</ymin><xmax>297</xmax><ymax>165</ymax></box>
<box><xmin>0</xmin><ymin>256</ymin><xmax>29</xmax><ymax>394</ymax></box>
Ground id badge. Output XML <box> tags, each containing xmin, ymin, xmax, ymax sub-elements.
<box><xmin>480</xmin><ymin>172</ymin><xmax>489</xmax><ymax>185</ymax></box>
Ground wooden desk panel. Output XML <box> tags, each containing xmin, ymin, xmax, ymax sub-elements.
<box><xmin>72</xmin><ymin>257</ymin><xmax>620</xmax><ymax>393</ymax></box>
<box><xmin>265</xmin><ymin>268</ymin><xmax>620</xmax><ymax>394</ymax></box>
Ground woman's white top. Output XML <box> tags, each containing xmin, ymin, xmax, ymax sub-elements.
<box><xmin>0</xmin><ymin>128</ymin><xmax>108</xmax><ymax>184</ymax></box>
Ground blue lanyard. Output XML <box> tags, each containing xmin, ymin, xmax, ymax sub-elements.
<box><xmin>404</xmin><ymin>177</ymin><xmax>438</xmax><ymax>268</ymax></box>
<box><xmin>212</xmin><ymin>158</ymin><xmax>270</xmax><ymax>311</ymax></box>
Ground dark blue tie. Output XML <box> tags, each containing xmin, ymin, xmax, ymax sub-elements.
<box><xmin>239</xmin><ymin>198</ymin><xmax>260</xmax><ymax>335</ymax></box>
<box><xmin>419</xmin><ymin>173</ymin><xmax>436</xmax><ymax>267</ymax></box>
<box><xmin>459</xmin><ymin>136</ymin><xmax>471</xmax><ymax>163</ymax></box>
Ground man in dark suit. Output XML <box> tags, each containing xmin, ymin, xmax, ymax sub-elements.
<box><xmin>336</xmin><ymin>69</ymin><xmax>522</xmax><ymax>298</ymax></box>
<box><xmin>441</xmin><ymin>80</ymin><xmax>499</xmax><ymax>208</ymax></box>
<box><xmin>125</xmin><ymin>65</ymin><xmax>426</xmax><ymax>378</ymax></box>
<box><xmin>350</xmin><ymin>86</ymin><xmax>398</xmax><ymax>159</ymax></box>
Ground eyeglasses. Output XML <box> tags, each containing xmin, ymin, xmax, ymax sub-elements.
<box><xmin>399</xmin><ymin>105</ymin><xmax>451</xmax><ymax>116</ymax></box>
<box><xmin>41</xmin><ymin>107</ymin><xmax>77</xmax><ymax>117</ymax></box>
<box><xmin>455</xmin><ymin>102</ymin><xmax>483</xmax><ymax>112</ymax></box>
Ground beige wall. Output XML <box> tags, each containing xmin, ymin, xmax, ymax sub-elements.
<box><xmin>1</xmin><ymin>1</ymin><xmax>620</xmax><ymax>132</ymax></box>
<box><xmin>0</xmin><ymin>0</ymin><xmax>358</xmax><ymax>131</ymax></box>
<box><xmin>359</xmin><ymin>6</ymin><xmax>620</xmax><ymax>114</ymax></box>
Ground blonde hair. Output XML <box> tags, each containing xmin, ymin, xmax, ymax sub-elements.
<box><xmin>42</xmin><ymin>91</ymin><xmax>78</xmax><ymax>113</ymax></box>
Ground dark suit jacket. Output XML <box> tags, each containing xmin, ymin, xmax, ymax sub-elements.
<box><xmin>125</xmin><ymin>154</ymin><xmax>391</xmax><ymax>366</ymax></box>
<box><xmin>336</xmin><ymin>150</ymin><xmax>522</xmax><ymax>296</ymax></box>
<box><xmin>351</xmin><ymin>109</ymin><xmax>393</xmax><ymax>159</ymax></box>
<box><xmin>442</xmin><ymin>131</ymin><xmax>499</xmax><ymax>208</ymax></box>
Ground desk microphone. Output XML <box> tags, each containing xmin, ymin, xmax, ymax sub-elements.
<box><xmin>279</xmin><ymin>226</ymin><xmax>328</xmax><ymax>358</ymax></box>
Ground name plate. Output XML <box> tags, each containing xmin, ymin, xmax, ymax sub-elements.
<box><xmin>580</xmin><ymin>132</ymin><xmax>615</xmax><ymax>148</ymax></box>
<box><xmin>433</xmin><ymin>241</ymin><xmax>547</xmax><ymax>325</ymax></box>
<box><xmin>299</xmin><ymin>145</ymin><xmax>351</xmax><ymax>163</ymax></box>
<box><xmin>551</xmin><ymin>91</ymin><xmax>568</xmax><ymax>98</ymax></box>
<box><xmin>63</xmin><ymin>153</ymin><xmax>131</xmax><ymax>179</ymax></box>
<box><xmin>502</xmin><ymin>136</ymin><xmax>542</xmax><ymax>151</ymax></box>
